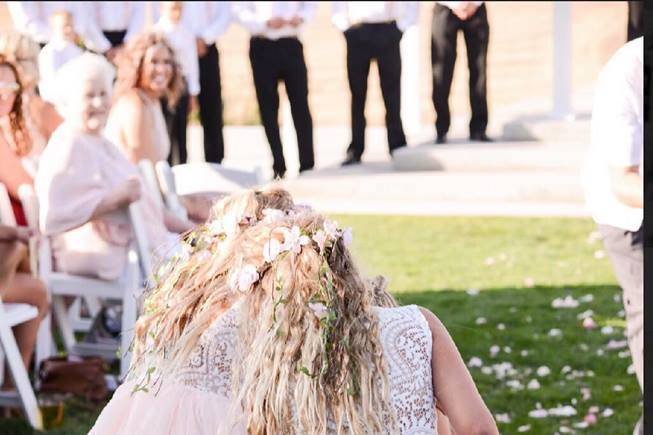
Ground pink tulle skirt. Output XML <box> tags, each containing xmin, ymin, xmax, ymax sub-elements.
<box><xmin>88</xmin><ymin>380</ymin><xmax>245</xmax><ymax>435</ymax></box>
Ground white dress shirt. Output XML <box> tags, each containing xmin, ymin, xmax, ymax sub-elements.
<box><xmin>154</xmin><ymin>17</ymin><xmax>200</xmax><ymax>96</ymax></box>
<box><xmin>583</xmin><ymin>37</ymin><xmax>643</xmax><ymax>231</ymax></box>
<box><xmin>37</xmin><ymin>37</ymin><xmax>84</xmax><ymax>103</ymax></box>
<box><xmin>233</xmin><ymin>2</ymin><xmax>317</xmax><ymax>40</ymax></box>
<box><xmin>83</xmin><ymin>2</ymin><xmax>148</xmax><ymax>53</ymax></box>
<box><xmin>438</xmin><ymin>1</ymin><xmax>484</xmax><ymax>10</ymax></box>
<box><xmin>331</xmin><ymin>2</ymin><xmax>419</xmax><ymax>32</ymax></box>
<box><xmin>183</xmin><ymin>2</ymin><xmax>232</xmax><ymax>45</ymax></box>
<box><xmin>7</xmin><ymin>2</ymin><xmax>109</xmax><ymax>52</ymax></box>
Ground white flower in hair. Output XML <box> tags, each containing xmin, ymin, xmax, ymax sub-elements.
<box><xmin>308</xmin><ymin>302</ymin><xmax>328</xmax><ymax>319</ymax></box>
<box><xmin>262</xmin><ymin>208</ymin><xmax>285</xmax><ymax>224</ymax></box>
<box><xmin>282</xmin><ymin>225</ymin><xmax>311</xmax><ymax>254</ymax></box>
<box><xmin>208</xmin><ymin>213</ymin><xmax>239</xmax><ymax>236</ymax></box>
<box><xmin>312</xmin><ymin>229</ymin><xmax>328</xmax><ymax>253</ymax></box>
<box><xmin>323</xmin><ymin>220</ymin><xmax>340</xmax><ymax>239</ymax></box>
<box><xmin>229</xmin><ymin>264</ymin><xmax>259</xmax><ymax>293</ymax></box>
<box><xmin>263</xmin><ymin>238</ymin><xmax>283</xmax><ymax>263</ymax></box>
<box><xmin>342</xmin><ymin>227</ymin><xmax>353</xmax><ymax>247</ymax></box>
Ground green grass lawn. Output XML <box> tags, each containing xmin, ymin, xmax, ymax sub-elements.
<box><xmin>1</xmin><ymin>216</ymin><xmax>640</xmax><ymax>434</ymax></box>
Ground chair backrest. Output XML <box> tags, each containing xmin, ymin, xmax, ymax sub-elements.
<box><xmin>154</xmin><ymin>160</ymin><xmax>188</xmax><ymax>220</ymax></box>
<box><xmin>127</xmin><ymin>202</ymin><xmax>152</xmax><ymax>279</ymax></box>
<box><xmin>137</xmin><ymin>159</ymin><xmax>165</xmax><ymax>209</ymax></box>
<box><xmin>17</xmin><ymin>184</ymin><xmax>53</xmax><ymax>278</ymax></box>
<box><xmin>0</xmin><ymin>183</ymin><xmax>17</xmax><ymax>226</ymax></box>
<box><xmin>171</xmin><ymin>162</ymin><xmax>263</xmax><ymax>196</ymax></box>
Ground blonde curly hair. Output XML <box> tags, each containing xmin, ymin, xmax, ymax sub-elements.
<box><xmin>113</xmin><ymin>32</ymin><xmax>184</xmax><ymax>107</ymax></box>
<box><xmin>131</xmin><ymin>188</ymin><xmax>398</xmax><ymax>434</ymax></box>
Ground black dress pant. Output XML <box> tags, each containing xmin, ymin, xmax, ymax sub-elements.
<box><xmin>431</xmin><ymin>3</ymin><xmax>489</xmax><ymax>137</ymax></box>
<box><xmin>345</xmin><ymin>22</ymin><xmax>406</xmax><ymax>159</ymax></box>
<box><xmin>627</xmin><ymin>1</ymin><xmax>643</xmax><ymax>41</ymax></box>
<box><xmin>199</xmin><ymin>44</ymin><xmax>225</xmax><ymax>163</ymax></box>
<box><xmin>102</xmin><ymin>30</ymin><xmax>127</xmax><ymax>48</ymax></box>
<box><xmin>163</xmin><ymin>90</ymin><xmax>190</xmax><ymax>166</ymax></box>
<box><xmin>249</xmin><ymin>37</ymin><xmax>314</xmax><ymax>176</ymax></box>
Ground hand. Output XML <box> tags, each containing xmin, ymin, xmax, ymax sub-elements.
<box><xmin>116</xmin><ymin>177</ymin><xmax>142</xmax><ymax>207</ymax></box>
<box><xmin>196</xmin><ymin>38</ymin><xmax>208</xmax><ymax>58</ymax></box>
<box><xmin>14</xmin><ymin>226</ymin><xmax>35</xmax><ymax>243</ymax></box>
<box><xmin>266</xmin><ymin>17</ymin><xmax>285</xmax><ymax>29</ymax></box>
<box><xmin>105</xmin><ymin>46</ymin><xmax>120</xmax><ymax>62</ymax></box>
<box><xmin>287</xmin><ymin>15</ymin><xmax>303</xmax><ymax>27</ymax></box>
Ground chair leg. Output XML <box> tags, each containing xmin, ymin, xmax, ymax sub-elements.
<box><xmin>0</xmin><ymin>318</ymin><xmax>43</xmax><ymax>429</ymax></box>
<box><xmin>120</xmin><ymin>252</ymin><xmax>140</xmax><ymax>380</ymax></box>
<box><xmin>53</xmin><ymin>296</ymin><xmax>76</xmax><ymax>353</ymax></box>
<box><xmin>34</xmin><ymin>313</ymin><xmax>53</xmax><ymax>374</ymax></box>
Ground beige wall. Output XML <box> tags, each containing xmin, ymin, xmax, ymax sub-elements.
<box><xmin>0</xmin><ymin>2</ymin><xmax>628</xmax><ymax>126</ymax></box>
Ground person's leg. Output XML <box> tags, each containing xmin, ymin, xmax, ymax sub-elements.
<box><xmin>431</xmin><ymin>4</ymin><xmax>460</xmax><ymax>140</ymax></box>
<box><xmin>1</xmin><ymin>273</ymin><xmax>48</xmax><ymax>370</ymax></box>
<box><xmin>170</xmin><ymin>90</ymin><xmax>189</xmax><ymax>165</ymax></box>
<box><xmin>376</xmin><ymin>22</ymin><xmax>407</xmax><ymax>154</ymax></box>
<box><xmin>198</xmin><ymin>44</ymin><xmax>225</xmax><ymax>164</ymax></box>
<box><xmin>345</xmin><ymin>26</ymin><xmax>373</xmax><ymax>160</ymax></box>
<box><xmin>462</xmin><ymin>4</ymin><xmax>490</xmax><ymax>138</ymax></box>
<box><xmin>249</xmin><ymin>38</ymin><xmax>286</xmax><ymax>177</ymax></box>
<box><xmin>280</xmin><ymin>38</ymin><xmax>314</xmax><ymax>173</ymax></box>
<box><xmin>598</xmin><ymin>225</ymin><xmax>643</xmax><ymax>389</ymax></box>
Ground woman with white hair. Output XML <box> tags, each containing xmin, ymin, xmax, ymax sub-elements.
<box><xmin>35</xmin><ymin>52</ymin><xmax>192</xmax><ymax>280</ymax></box>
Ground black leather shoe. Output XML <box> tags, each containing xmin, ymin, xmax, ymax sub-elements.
<box><xmin>470</xmin><ymin>132</ymin><xmax>493</xmax><ymax>142</ymax></box>
<box><xmin>341</xmin><ymin>153</ymin><xmax>362</xmax><ymax>166</ymax></box>
<box><xmin>435</xmin><ymin>134</ymin><xmax>447</xmax><ymax>144</ymax></box>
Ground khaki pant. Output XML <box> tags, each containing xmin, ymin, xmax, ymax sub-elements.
<box><xmin>598</xmin><ymin>224</ymin><xmax>643</xmax><ymax>389</ymax></box>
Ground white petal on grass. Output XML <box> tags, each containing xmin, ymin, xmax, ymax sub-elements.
<box><xmin>613</xmin><ymin>385</ymin><xmax>624</xmax><ymax>392</ymax></box>
<box><xmin>548</xmin><ymin>328</ymin><xmax>563</xmax><ymax>337</ymax></box>
<box><xmin>506</xmin><ymin>380</ymin><xmax>523</xmax><ymax>390</ymax></box>
<box><xmin>481</xmin><ymin>366</ymin><xmax>493</xmax><ymax>375</ymax></box>
<box><xmin>574</xmin><ymin>421</ymin><xmax>589</xmax><ymax>429</ymax></box>
<box><xmin>476</xmin><ymin>317</ymin><xmax>487</xmax><ymax>325</ymax></box>
<box><xmin>577</xmin><ymin>310</ymin><xmax>594</xmax><ymax>320</ymax></box>
<box><xmin>536</xmin><ymin>366</ymin><xmax>551</xmax><ymax>377</ymax></box>
<box><xmin>495</xmin><ymin>413</ymin><xmax>511</xmax><ymax>424</ymax></box>
<box><xmin>490</xmin><ymin>345</ymin><xmax>500</xmax><ymax>357</ymax></box>
<box><xmin>589</xmin><ymin>406</ymin><xmax>599</xmax><ymax>414</ymax></box>
<box><xmin>582</xmin><ymin>317</ymin><xmax>597</xmax><ymax>329</ymax></box>
<box><xmin>627</xmin><ymin>364</ymin><xmax>636</xmax><ymax>375</ymax></box>
<box><xmin>596</xmin><ymin>349</ymin><xmax>605</xmax><ymax>356</ymax></box>
<box><xmin>580</xmin><ymin>387</ymin><xmax>591</xmax><ymax>400</ymax></box>
<box><xmin>601</xmin><ymin>325</ymin><xmax>615</xmax><ymax>335</ymax></box>
<box><xmin>497</xmin><ymin>323</ymin><xmax>506</xmax><ymax>331</ymax></box>
<box><xmin>618</xmin><ymin>350</ymin><xmax>631</xmax><ymax>359</ymax></box>
<box><xmin>503</xmin><ymin>346</ymin><xmax>512</xmax><ymax>353</ymax></box>
<box><xmin>579</xmin><ymin>294</ymin><xmax>594</xmax><ymax>303</ymax></box>
<box><xmin>551</xmin><ymin>295</ymin><xmax>579</xmax><ymax>308</ymax></box>
<box><xmin>548</xmin><ymin>405</ymin><xmax>577</xmax><ymax>417</ymax></box>
<box><xmin>561</xmin><ymin>365</ymin><xmax>572</xmax><ymax>374</ymax></box>
<box><xmin>602</xmin><ymin>408</ymin><xmax>614</xmax><ymax>418</ymax></box>
<box><xmin>528</xmin><ymin>409</ymin><xmax>549</xmax><ymax>418</ymax></box>
<box><xmin>518</xmin><ymin>425</ymin><xmax>531</xmax><ymax>432</ymax></box>
<box><xmin>468</xmin><ymin>357</ymin><xmax>483</xmax><ymax>368</ymax></box>
<box><xmin>527</xmin><ymin>379</ymin><xmax>541</xmax><ymax>390</ymax></box>
<box><xmin>466</xmin><ymin>288</ymin><xmax>480</xmax><ymax>296</ymax></box>
<box><xmin>521</xmin><ymin>350</ymin><xmax>529</xmax><ymax>357</ymax></box>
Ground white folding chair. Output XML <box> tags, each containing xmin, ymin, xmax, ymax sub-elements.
<box><xmin>154</xmin><ymin>160</ymin><xmax>188</xmax><ymax>221</ymax></box>
<box><xmin>0</xmin><ymin>183</ymin><xmax>53</xmax><ymax>371</ymax></box>
<box><xmin>0</xmin><ymin>299</ymin><xmax>43</xmax><ymax>429</ymax></box>
<box><xmin>171</xmin><ymin>162</ymin><xmax>265</xmax><ymax>197</ymax></box>
<box><xmin>18</xmin><ymin>185</ymin><xmax>144</xmax><ymax>379</ymax></box>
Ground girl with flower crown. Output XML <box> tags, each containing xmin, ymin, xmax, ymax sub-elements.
<box><xmin>89</xmin><ymin>188</ymin><xmax>497</xmax><ymax>435</ymax></box>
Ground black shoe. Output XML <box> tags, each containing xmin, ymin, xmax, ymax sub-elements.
<box><xmin>470</xmin><ymin>132</ymin><xmax>493</xmax><ymax>142</ymax></box>
<box><xmin>435</xmin><ymin>134</ymin><xmax>447</xmax><ymax>144</ymax></box>
<box><xmin>272</xmin><ymin>169</ymin><xmax>286</xmax><ymax>180</ymax></box>
<box><xmin>341</xmin><ymin>153</ymin><xmax>361</xmax><ymax>166</ymax></box>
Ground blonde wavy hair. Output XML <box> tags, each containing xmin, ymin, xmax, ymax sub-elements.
<box><xmin>0</xmin><ymin>32</ymin><xmax>40</xmax><ymax>90</ymax></box>
<box><xmin>131</xmin><ymin>188</ymin><xmax>398</xmax><ymax>434</ymax></box>
<box><xmin>112</xmin><ymin>32</ymin><xmax>184</xmax><ymax>107</ymax></box>
<box><xmin>0</xmin><ymin>57</ymin><xmax>30</xmax><ymax>156</ymax></box>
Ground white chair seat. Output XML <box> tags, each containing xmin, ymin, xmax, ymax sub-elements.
<box><xmin>48</xmin><ymin>272</ymin><xmax>130</xmax><ymax>299</ymax></box>
<box><xmin>171</xmin><ymin>162</ymin><xmax>261</xmax><ymax>196</ymax></box>
<box><xmin>3</xmin><ymin>303</ymin><xmax>38</xmax><ymax>328</ymax></box>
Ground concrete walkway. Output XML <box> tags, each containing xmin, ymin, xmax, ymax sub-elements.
<box><xmin>185</xmin><ymin>93</ymin><xmax>594</xmax><ymax>217</ymax></box>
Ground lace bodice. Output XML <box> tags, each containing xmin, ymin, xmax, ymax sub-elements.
<box><xmin>140</xmin><ymin>304</ymin><xmax>437</xmax><ymax>434</ymax></box>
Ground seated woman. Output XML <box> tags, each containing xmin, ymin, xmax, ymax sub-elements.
<box><xmin>106</xmin><ymin>32</ymin><xmax>218</xmax><ymax>224</ymax></box>
<box><xmin>0</xmin><ymin>33</ymin><xmax>63</xmax><ymax>175</ymax></box>
<box><xmin>35</xmin><ymin>53</ymin><xmax>193</xmax><ymax>281</ymax></box>
<box><xmin>89</xmin><ymin>188</ymin><xmax>498</xmax><ymax>435</ymax></box>
<box><xmin>0</xmin><ymin>224</ymin><xmax>48</xmax><ymax>387</ymax></box>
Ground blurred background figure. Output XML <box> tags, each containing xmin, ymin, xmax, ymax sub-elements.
<box><xmin>155</xmin><ymin>1</ymin><xmax>199</xmax><ymax>166</ymax></box>
<box><xmin>183</xmin><ymin>1</ymin><xmax>231</xmax><ymax>165</ymax></box>
<box><xmin>85</xmin><ymin>2</ymin><xmax>147</xmax><ymax>62</ymax></box>
<box><xmin>37</xmin><ymin>9</ymin><xmax>83</xmax><ymax>104</ymax></box>
<box><xmin>6</xmin><ymin>2</ymin><xmax>107</xmax><ymax>53</ymax></box>
<box><xmin>234</xmin><ymin>1</ymin><xmax>316</xmax><ymax>180</ymax></box>
<box><xmin>583</xmin><ymin>37</ymin><xmax>643</xmax><ymax>435</ymax></box>
<box><xmin>332</xmin><ymin>1</ymin><xmax>418</xmax><ymax>166</ymax></box>
<box><xmin>107</xmin><ymin>32</ymin><xmax>183</xmax><ymax>165</ymax></box>
<box><xmin>627</xmin><ymin>1</ymin><xmax>643</xmax><ymax>41</ymax></box>
<box><xmin>431</xmin><ymin>1</ymin><xmax>490</xmax><ymax>144</ymax></box>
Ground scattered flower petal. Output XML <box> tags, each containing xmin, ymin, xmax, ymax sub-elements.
<box><xmin>548</xmin><ymin>328</ymin><xmax>563</xmax><ymax>337</ymax></box>
<box><xmin>466</xmin><ymin>288</ymin><xmax>480</xmax><ymax>296</ymax></box>
<box><xmin>582</xmin><ymin>317</ymin><xmax>597</xmax><ymax>329</ymax></box>
<box><xmin>602</xmin><ymin>408</ymin><xmax>614</xmax><ymax>418</ymax></box>
<box><xmin>476</xmin><ymin>317</ymin><xmax>487</xmax><ymax>325</ymax></box>
<box><xmin>495</xmin><ymin>413</ymin><xmax>511</xmax><ymax>424</ymax></box>
<box><xmin>552</xmin><ymin>295</ymin><xmax>579</xmax><ymax>308</ymax></box>
<box><xmin>468</xmin><ymin>357</ymin><xmax>483</xmax><ymax>368</ymax></box>
<box><xmin>527</xmin><ymin>379</ymin><xmax>541</xmax><ymax>390</ymax></box>
<box><xmin>537</xmin><ymin>366</ymin><xmax>551</xmax><ymax>377</ymax></box>
<box><xmin>518</xmin><ymin>424</ymin><xmax>531</xmax><ymax>432</ymax></box>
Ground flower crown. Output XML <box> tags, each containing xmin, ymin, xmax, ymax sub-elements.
<box><xmin>226</xmin><ymin>208</ymin><xmax>353</xmax><ymax>294</ymax></box>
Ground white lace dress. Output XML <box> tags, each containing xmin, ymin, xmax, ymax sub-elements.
<box><xmin>88</xmin><ymin>305</ymin><xmax>437</xmax><ymax>434</ymax></box>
